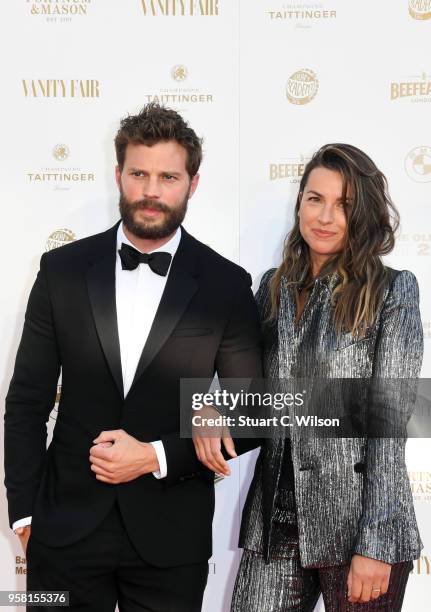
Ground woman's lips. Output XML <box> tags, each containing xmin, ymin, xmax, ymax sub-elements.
<box><xmin>312</xmin><ymin>229</ymin><xmax>337</xmax><ymax>238</ymax></box>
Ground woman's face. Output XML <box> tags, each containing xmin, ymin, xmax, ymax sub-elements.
<box><xmin>298</xmin><ymin>166</ymin><xmax>349</xmax><ymax>272</ymax></box>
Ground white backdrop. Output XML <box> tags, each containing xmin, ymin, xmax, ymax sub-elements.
<box><xmin>0</xmin><ymin>1</ymin><xmax>430</xmax><ymax>610</ymax></box>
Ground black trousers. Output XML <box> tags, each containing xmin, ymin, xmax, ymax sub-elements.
<box><xmin>26</xmin><ymin>501</ymin><xmax>208</xmax><ymax>612</ymax></box>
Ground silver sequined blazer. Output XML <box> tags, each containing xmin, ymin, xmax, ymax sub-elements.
<box><xmin>239</xmin><ymin>268</ymin><xmax>423</xmax><ymax>568</ymax></box>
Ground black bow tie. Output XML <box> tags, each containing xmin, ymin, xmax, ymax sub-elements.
<box><xmin>119</xmin><ymin>243</ymin><xmax>172</xmax><ymax>276</ymax></box>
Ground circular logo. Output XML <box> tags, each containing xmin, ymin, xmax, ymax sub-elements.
<box><xmin>409</xmin><ymin>0</ymin><xmax>431</xmax><ymax>20</ymax></box>
<box><xmin>46</xmin><ymin>229</ymin><xmax>76</xmax><ymax>252</ymax></box>
<box><xmin>171</xmin><ymin>65</ymin><xmax>188</xmax><ymax>82</ymax></box>
<box><xmin>286</xmin><ymin>69</ymin><xmax>319</xmax><ymax>105</ymax></box>
<box><xmin>405</xmin><ymin>146</ymin><xmax>431</xmax><ymax>182</ymax></box>
<box><xmin>53</xmin><ymin>144</ymin><xmax>69</xmax><ymax>162</ymax></box>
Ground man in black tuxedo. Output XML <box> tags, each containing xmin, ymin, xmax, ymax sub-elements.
<box><xmin>4</xmin><ymin>103</ymin><xmax>262</xmax><ymax>611</ymax></box>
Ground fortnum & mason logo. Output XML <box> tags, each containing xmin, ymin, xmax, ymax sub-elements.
<box><xmin>145</xmin><ymin>65</ymin><xmax>213</xmax><ymax>106</ymax></box>
<box><xmin>391</xmin><ymin>72</ymin><xmax>431</xmax><ymax>103</ymax></box>
<box><xmin>286</xmin><ymin>69</ymin><xmax>319</xmax><ymax>105</ymax></box>
<box><xmin>409</xmin><ymin>0</ymin><xmax>431</xmax><ymax>20</ymax></box>
<box><xmin>26</xmin><ymin>0</ymin><xmax>93</xmax><ymax>21</ymax></box>
<box><xmin>141</xmin><ymin>0</ymin><xmax>219</xmax><ymax>16</ymax></box>
<box><xmin>405</xmin><ymin>146</ymin><xmax>431</xmax><ymax>183</ymax></box>
<box><xmin>269</xmin><ymin>155</ymin><xmax>310</xmax><ymax>183</ymax></box>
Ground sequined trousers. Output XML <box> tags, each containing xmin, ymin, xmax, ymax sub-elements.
<box><xmin>231</xmin><ymin>489</ymin><xmax>413</xmax><ymax>612</ymax></box>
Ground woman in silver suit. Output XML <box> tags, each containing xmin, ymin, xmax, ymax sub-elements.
<box><xmin>229</xmin><ymin>144</ymin><xmax>423</xmax><ymax>611</ymax></box>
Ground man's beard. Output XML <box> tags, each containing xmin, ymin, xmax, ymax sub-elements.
<box><xmin>119</xmin><ymin>188</ymin><xmax>189</xmax><ymax>240</ymax></box>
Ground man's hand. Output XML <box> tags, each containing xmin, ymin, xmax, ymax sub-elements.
<box><xmin>15</xmin><ymin>526</ymin><xmax>31</xmax><ymax>555</ymax></box>
<box><xmin>347</xmin><ymin>554</ymin><xmax>391</xmax><ymax>603</ymax></box>
<box><xmin>192</xmin><ymin>405</ymin><xmax>237</xmax><ymax>476</ymax></box>
<box><xmin>90</xmin><ymin>429</ymin><xmax>159</xmax><ymax>484</ymax></box>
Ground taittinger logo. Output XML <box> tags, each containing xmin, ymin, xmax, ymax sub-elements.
<box><xmin>409</xmin><ymin>0</ymin><xmax>431</xmax><ymax>20</ymax></box>
<box><xmin>141</xmin><ymin>0</ymin><xmax>219</xmax><ymax>16</ymax></box>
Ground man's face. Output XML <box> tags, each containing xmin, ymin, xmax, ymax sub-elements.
<box><xmin>116</xmin><ymin>141</ymin><xmax>199</xmax><ymax>240</ymax></box>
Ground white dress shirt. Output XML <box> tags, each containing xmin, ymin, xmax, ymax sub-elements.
<box><xmin>12</xmin><ymin>223</ymin><xmax>180</xmax><ymax>531</ymax></box>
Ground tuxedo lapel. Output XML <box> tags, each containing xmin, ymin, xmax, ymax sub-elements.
<box><xmin>86</xmin><ymin>222</ymin><xmax>124</xmax><ymax>397</ymax></box>
<box><xmin>130</xmin><ymin>228</ymin><xmax>199</xmax><ymax>392</ymax></box>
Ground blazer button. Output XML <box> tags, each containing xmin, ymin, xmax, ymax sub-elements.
<box><xmin>354</xmin><ymin>462</ymin><xmax>365</xmax><ymax>473</ymax></box>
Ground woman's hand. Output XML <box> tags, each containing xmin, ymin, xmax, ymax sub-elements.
<box><xmin>347</xmin><ymin>554</ymin><xmax>391</xmax><ymax>603</ymax></box>
<box><xmin>192</xmin><ymin>405</ymin><xmax>237</xmax><ymax>476</ymax></box>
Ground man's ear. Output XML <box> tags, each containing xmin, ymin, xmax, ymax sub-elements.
<box><xmin>189</xmin><ymin>173</ymin><xmax>200</xmax><ymax>198</ymax></box>
<box><xmin>115</xmin><ymin>165</ymin><xmax>121</xmax><ymax>189</ymax></box>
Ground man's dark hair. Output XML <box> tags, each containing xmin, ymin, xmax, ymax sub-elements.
<box><xmin>115</xmin><ymin>103</ymin><xmax>203</xmax><ymax>178</ymax></box>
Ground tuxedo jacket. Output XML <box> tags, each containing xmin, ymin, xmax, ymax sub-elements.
<box><xmin>4</xmin><ymin>221</ymin><xmax>262</xmax><ymax>567</ymax></box>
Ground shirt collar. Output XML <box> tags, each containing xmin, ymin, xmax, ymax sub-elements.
<box><xmin>116</xmin><ymin>222</ymin><xmax>182</xmax><ymax>258</ymax></box>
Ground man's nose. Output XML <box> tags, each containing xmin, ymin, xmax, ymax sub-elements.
<box><xmin>143</xmin><ymin>177</ymin><xmax>162</xmax><ymax>200</ymax></box>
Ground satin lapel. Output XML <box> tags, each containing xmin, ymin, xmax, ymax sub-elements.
<box><xmin>86</xmin><ymin>222</ymin><xmax>123</xmax><ymax>397</ymax></box>
<box><xmin>130</xmin><ymin>229</ymin><xmax>199</xmax><ymax>391</ymax></box>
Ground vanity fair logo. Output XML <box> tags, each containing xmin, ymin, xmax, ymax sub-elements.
<box><xmin>22</xmin><ymin>79</ymin><xmax>100</xmax><ymax>98</ymax></box>
<box><xmin>269</xmin><ymin>155</ymin><xmax>310</xmax><ymax>182</ymax></box>
<box><xmin>405</xmin><ymin>146</ymin><xmax>431</xmax><ymax>182</ymax></box>
<box><xmin>409</xmin><ymin>471</ymin><xmax>431</xmax><ymax>501</ymax></box>
<box><xmin>268</xmin><ymin>2</ymin><xmax>336</xmax><ymax>26</ymax></box>
<box><xmin>26</xmin><ymin>145</ymin><xmax>96</xmax><ymax>189</ymax></box>
<box><xmin>390</xmin><ymin>72</ymin><xmax>431</xmax><ymax>103</ymax></box>
<box><xmin>286</xmin><ymin>69</ymin><xmax>319</xmax><ymax>105</ymax></box>
<box><xmin>145</xmin><ymin>66</ymin><xmax>214</xmax><ymax>106</ymax></box>
<box><xmin>141</xmin><ymin>0</ymin><xmax>219</xmax><ymax>16</ymax></box>
<box><xmin>409</xmin><ymin>0</ymin><xmax>431</xmax><ymax>20</ymax></box>
<box><xmin>26</xmin><ymin>0</ymin><xmax>92</xmax><ymax>19</ymax></box>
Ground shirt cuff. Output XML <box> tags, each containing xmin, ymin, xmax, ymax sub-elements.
<box><xmin>150</xmin><ymin>440</ymin><xmax>167</xmax><ymax>479</ymax></box>
<box><xmin>12</xmin><ymin>517</ymin><xmax>32</xmax><ymax>531</ymax></box>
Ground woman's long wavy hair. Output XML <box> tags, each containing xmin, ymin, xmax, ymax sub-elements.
<box><xmin>269</xmin><ymin>143</ymin><xmax>400</xmax><ymax>336</ymax></box>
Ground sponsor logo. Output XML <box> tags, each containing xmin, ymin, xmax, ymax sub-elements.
<box><xmin>405</xmin><ymin>146</ymin><xmax>431</xmax><ymax>182</ymax></box>
<box><xmin>53</xmin><ymin>144</ymin><xmax>69</xmax><ymax>162</ymax></box>
<box><xmin>145</xmin><ymin>65</ymin><xmax>214</xmax><ymax>106</ymax></box>
<box><xmin>22</xmin><ymin>79</ymin><xmax>100</xmax><ymax>98</ymax></box>
<box><xmin>409</xmin><ymin>471</ymin><xmax>431</xmax><ymax>501</ymax></box>
<box><xmin>141</xmin><ymin>0</ymin><xmax>219</xmax><ymax>16</ymax></box>
<box><xmin>409</xmin><ymin>0</ymin><xmax>431</xmax><ymax>20</ymax></box>
<box><xmin>27</xmin><ymin>145</ymin><xmax>96</xmax><ymax>190</ymax></box>
<box><xmin>26</xmin><ymin>0</ymin><xmax>93</xmax><ymax>22</ymax></box>
<box><xmin>269</xmin><ymin>155</ymin><xmax>310</xmax><ymax>182</ymax></box>
<box><xmin>397</xmin><ymin>232</ymin><xmax>431</xmax><ymax>257</ymax></box>
<box><xmin>46</xmin><ymin>229</ymin><xmax>76</xmax><ymax>252</ymax></box>
<box><xmin>286</xmin><ymin>69</ymin><xmax>319</xmax><ymax>105</ymax></box>
<box><xmin>391</xmin><ymin>73</ymin><xmax>431</xmax><ymax>103</ymax></box>
<box><xmin>268</xmin><ymin>2</ymin><xmax>337</xmax><ymax>27</ymax></box>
